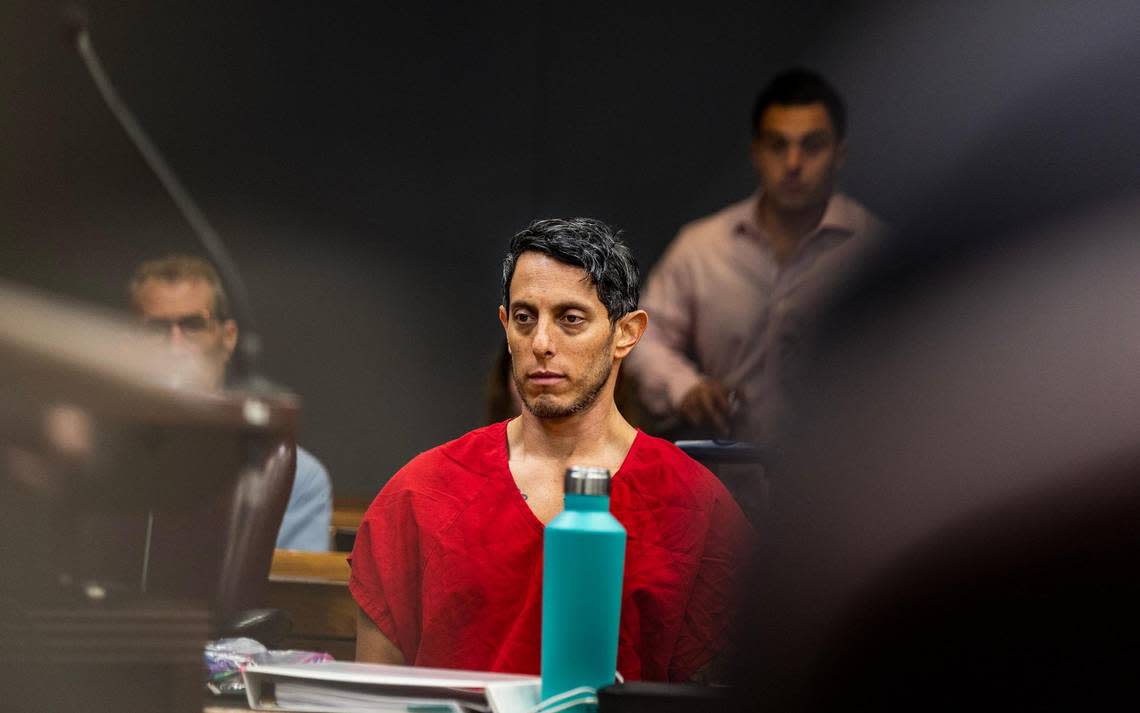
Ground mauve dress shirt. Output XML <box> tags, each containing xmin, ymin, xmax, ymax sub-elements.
<box><xmin>628</xmin><ymin>192</ymin><xmax>883</xmax><ymax>440</ymax></box>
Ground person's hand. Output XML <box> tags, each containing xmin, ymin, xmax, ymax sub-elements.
<box><xmin>678</xmin><ymin>379</ymin><xmax>732</xmax><ymax>436</ymax></box>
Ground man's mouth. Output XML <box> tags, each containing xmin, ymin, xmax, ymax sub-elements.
<box><xmin>528</xmin><ymin>370</ymin><xmax>566</xmax><ymax>386</ymax></box>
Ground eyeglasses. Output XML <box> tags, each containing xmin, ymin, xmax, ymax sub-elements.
<box><xmin>140</xmin><ymin>313</ymin><xmax>218</xmax><ymax>339</ymax></box>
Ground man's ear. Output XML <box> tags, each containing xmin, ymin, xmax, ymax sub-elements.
<box><xmin>221</xmin><ymin>319</ymin><xmax>238</xmax><ymax>361</ymax></box>
<box><xmin>498</xmin><ymin>306</ymin><xmax>514</xmax><ymax>354</ymax></box>
<box><xmin>613</xmin><ymin>310</ymin><xmax>648</xmax><ymax>359</ymax></box>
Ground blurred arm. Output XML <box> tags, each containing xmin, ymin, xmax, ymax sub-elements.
<box><xmin>355</xmin><ymin>605</ymin><xmax>405</xmax><ymax>664</ymax></box>
<box><xmin>626</xmin><ymin>235</ymin><xmax>706</xmax><ymax>419</ymax></box>
<box><xmin>275</xmin><ymin>447</ymin><xmax>333</xmax><ymax>551</ymax></box>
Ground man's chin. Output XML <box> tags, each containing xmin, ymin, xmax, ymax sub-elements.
<box><xmin>523</xmin><ymin>393</ymin><xmax>597</xmax><ymax>420</ymax></box>
<box><xmin>771</xmin><ymin>193</ymin><xmax>818</xmax><ymax>213</ymax></box>
<box><xmin>524</xmin><ymin>396</ymin><xmax>572</xmax><ymax>420</ymax></box>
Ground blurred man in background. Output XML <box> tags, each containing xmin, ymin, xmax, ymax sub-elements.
<box><xmin>129</xmin><ymin>254</ymin><xmax>333</xmax><ymax>551</ymax></box>
<box><xmin>628</xmin><ymin>68</ymin><xmax>883</xmax><ymax>441</ymax></box>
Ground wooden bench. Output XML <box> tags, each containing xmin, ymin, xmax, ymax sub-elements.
<box><xmin>264</xmin><ymin>549</ymin><xmax>356</xmax><ymax>661</ymax></box>
<box><xmin>331</xmin><ymin>496</ymin><xmax>369</xmax><ymax>552</ymax></box>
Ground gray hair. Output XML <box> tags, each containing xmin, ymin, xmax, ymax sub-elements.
<box><xmin>129</xmin><ymin>253</ymin><xmax>230</xmax><ymax>319</ymax></box>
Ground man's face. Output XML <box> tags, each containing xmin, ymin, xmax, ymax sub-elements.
<box><xmin>133</xmin><ymin>278</ymin><xmax>237</xmax><ymax>390</ymax></box>
<box><xmin>499</xmin><ymin>252</ymin><xmax>617</xmax><ymax>420</ymax></box>
<box><xmin>752</xmin><ymin>102</ymin><xmax>846</xmax><ymax>214</ymax></box>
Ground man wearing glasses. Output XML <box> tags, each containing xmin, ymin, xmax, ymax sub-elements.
<box><xmin>129</xmin><ymin>254</ymin><xmax>333</xmax><ymax>551</ymax></box>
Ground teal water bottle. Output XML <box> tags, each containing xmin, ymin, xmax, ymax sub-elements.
<box><xmin>541</xmin><ymin>466</ymin><xmax>627</xmax><ymax>705</ymax></box>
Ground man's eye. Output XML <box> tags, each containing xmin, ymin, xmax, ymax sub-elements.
<box><xmin>802</xmin><ymin>137</ymin><xmax>827</xmax><ymax>153</ymax></box>
<box><xmin>178</xmin><ymin>315</ymin><xmax>210</xmax><ymax>333</ymax></box>
<box><xmin>514</xmin><ymin>313</ymin><xmax>533</xmax><ymax>324</ymax></box>
<box><xmin>563</xmin><ymin>314</ymin><xmax>584</xmax><ymax>325</ymax></box>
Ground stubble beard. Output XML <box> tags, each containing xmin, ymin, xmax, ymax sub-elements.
<box><xmin>513</xmin><ymin>354</ymin><xmax>613</xmax><ymax>421</ymax></box>
<box><xmin>763</xmin><ymin>161</ymin><xmax>837</xmax><ymax>217</ymax></box>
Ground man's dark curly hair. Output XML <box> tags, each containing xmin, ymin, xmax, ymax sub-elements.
<box><xmin>501</xmin><ymin>217</ymin><xmax>640</xmax><ymax>323</ymax></box>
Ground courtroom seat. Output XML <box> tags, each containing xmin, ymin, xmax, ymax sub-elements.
<box><xmin>263</xmin><ymin>548</ymin><xmax>356</xmax><ymax>661</ymax></box>
<box><xmin>146</xmin><ymin>439</ymin><xmax>296</xmax><ymax>626</ymax></box>
<box><xmin>331</xmin><ymin>495</ymin><xmax>370</xmax><ymax>552</ymax></box>
<box><xmin>673</xmin><ymin>440</ymin><xmax>771</xmax><ymax>524</ymax></box>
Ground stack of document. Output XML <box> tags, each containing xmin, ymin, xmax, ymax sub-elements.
<box><xmin>242</xmin><ymin>661</ymin><xmax>540</xmax><ymax>713</ymax></box>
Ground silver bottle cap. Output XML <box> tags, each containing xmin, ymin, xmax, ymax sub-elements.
<box><xmin>564</xmin><ymin>466</ymin><xmax>612</xmax><ymax>495</ymax></box>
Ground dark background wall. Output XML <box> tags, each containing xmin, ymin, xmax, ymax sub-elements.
<box><xmin>2</xmin><ymin>0</ymin><xmax>895</xmax><ymax>498</ymax></box>
<box><xmin>8</xmin><ymin>0</ymin><xmax>1139</xmax><ymax>498</ymax></box>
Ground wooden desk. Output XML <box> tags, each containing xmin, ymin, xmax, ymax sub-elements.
<box><xmin>264</xmin><ymin>549</ymin><xmax>356</xmax><ymax>661</ymax></box>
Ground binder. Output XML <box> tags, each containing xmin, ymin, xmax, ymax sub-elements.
<box><xmin>242</xmin><ymin>661</ymin><xmax>539</xmax><ymax>713</ymax></box>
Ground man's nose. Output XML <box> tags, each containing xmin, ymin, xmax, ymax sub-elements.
<box><xmin>531</xmin><ymin>318</ymin><xmax>555</xmax><ymax>357</ymax></box>
<box><xmin>166</xmin><ymin>324</ymin><xmax>189</xmax><ymax>349</ymax></box>
<box><xmin>785</xmin><ymin>145</ymin><xmax>803</xmax><ymax>172</ymax></box>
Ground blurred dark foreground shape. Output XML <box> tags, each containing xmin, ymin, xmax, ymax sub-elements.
<box><xmin>0</xmin><ymin>281</ymin><xmax>298</xmax><ymax>713</ymax></box>
<box><xmin>730</xmin><ymin>3</ymin><xmax>1140</xmax><ymax>709</ymax></box>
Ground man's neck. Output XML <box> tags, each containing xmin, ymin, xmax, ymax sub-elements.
<box><xmin>508</xmin><ymin>396</ymin><xmax>636</xmax><ymax>468</ymax></box>
<box><xmin>505</xmin><ymin>393</ymin><xmax>637</xmax><ymax>525</ymax></box>
<box><xmin>757</xmin><ymin>195</ymin><xmax>830</xmax><ymax>262</ymax></box>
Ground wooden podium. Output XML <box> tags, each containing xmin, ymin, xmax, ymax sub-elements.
<box><xmin>0</xmin><ymin>281</ymin><xmax>298</xmax><ymax>713</ymax></box>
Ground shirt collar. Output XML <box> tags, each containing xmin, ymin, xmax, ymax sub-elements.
<box><xmin>732</xmin><ymin>191</ymin><xmax>857</xmax><ymax>242</ymax></box>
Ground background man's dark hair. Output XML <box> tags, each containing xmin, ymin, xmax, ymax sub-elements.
<box><xmin>751</xmin><ymin>67</ymin><xmax>847</xmax><ymax>140</ymax></box>
<box><xmin>501</xmin><ymin>217</ymin><xmax>640</xmax><ymax>323</ymax></box>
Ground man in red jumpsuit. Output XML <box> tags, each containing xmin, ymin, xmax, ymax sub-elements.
<box><xmin>350</xmin><ymin>218</ymin><xmax>753</xmax><ymax>681</ymax></box>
